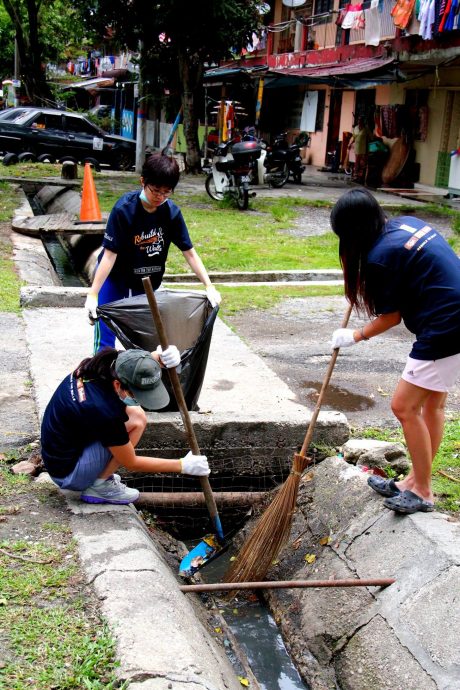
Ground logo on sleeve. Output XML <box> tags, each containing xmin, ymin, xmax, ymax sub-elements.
<box><xmin>403</xmin><ymin>225</ymin><xmax>432</xmax><ymax>250</ymax></box>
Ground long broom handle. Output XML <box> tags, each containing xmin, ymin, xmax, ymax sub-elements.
<box><xmin>142</xmin><ymin>278</ymin><xmax>224</xmax><ymax>541</ymax></box>
<box><xmin>299</xmin><ymin>303</ymin><xmax>353</xmax><ymax>458</ymax></box>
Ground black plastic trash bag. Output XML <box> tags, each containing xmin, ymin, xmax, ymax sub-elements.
<box><xmin>97</xmin><ymin>288</ymin><xmax>218</xmax><ymax>412</ymax></box>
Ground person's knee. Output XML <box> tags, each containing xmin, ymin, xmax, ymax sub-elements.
<box><xmin>391</xmin><ymin>394</ymin><xmax>414</xmax><ymax>422</ymax></box>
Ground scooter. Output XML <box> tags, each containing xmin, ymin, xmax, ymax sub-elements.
<box><xmin>204</xmin><ymin>138</ymin><xmax>261</xmax><ymax>210</ymax></box>
<box><xmin>263</xmin><ymin>132</ymin><xmax>305</xmax><ymax>188</ymax></box>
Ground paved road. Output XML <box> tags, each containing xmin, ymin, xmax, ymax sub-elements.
<box><xmin>227</xmin><ymin>295</ymin><xmax>460</xmax><ymax>430</ymax></box>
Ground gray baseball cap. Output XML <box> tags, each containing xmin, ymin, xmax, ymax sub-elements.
<box><xmin>115</xmin><ymin>350</ymin><xmax>170</xmax><ymax>410</ymax></box>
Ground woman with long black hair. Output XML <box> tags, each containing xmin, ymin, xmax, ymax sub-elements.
<box><xmin>41</xmin><ymin>347</ymin><xmax>209</xmax><ymax>504</ymax></box>
<box><xmin>330</xmin><ymin>188</ymin><xmax>460</xmax><ymax>514</ymax></box>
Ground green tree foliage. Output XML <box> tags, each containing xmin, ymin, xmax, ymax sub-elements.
<box><xmin>0</xmin><ymin>4</ymin><xmax>15</xmax><ymax>79</ymax></box>
<box><xmin>0</xmin><ymin>0</ymin><xmax>92</xmax><ymax>103</ymax></box>
<box><xmin>75</xmin><ymin>0</ymin><xmax>266</xmax><ymax>170</ymax></box>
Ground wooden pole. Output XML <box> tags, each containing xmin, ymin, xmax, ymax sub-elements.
<box><xmin>180</xmin><ymin>578</ymin><xmax>395</xmax><ymax>593</ymax></box>
<box><xmin>142</xmin><ymin>278</ymin><xmax>224</xmax><ymax>543</ymax></box>
<box><xmin>137</xmin><ymin>491</ymin><xmax>267</xmax><ymax>509</ymax></box>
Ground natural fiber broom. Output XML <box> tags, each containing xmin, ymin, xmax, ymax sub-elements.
<box><xmin>224</xmin><ymin>305</ymin><xmax>353</xmax><ymax>586</ymax></box>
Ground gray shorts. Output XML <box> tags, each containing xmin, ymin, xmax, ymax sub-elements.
<box><xmin>50</xmin><ymin>441</ymin><xmax>111</xmax><ymax>491</ymax></box>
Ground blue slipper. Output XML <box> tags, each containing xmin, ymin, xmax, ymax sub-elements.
<box><xmin>384</xmin><ymin>490</ymin><xmax>434</xmax><ymax>514</ymax></box>
<box><xmin>367</xmin><ymin>475</ymin><xmax>400</xmax><ymax>498</ymax></box>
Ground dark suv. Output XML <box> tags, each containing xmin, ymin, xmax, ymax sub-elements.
<box><xmin>0</xmin><ymin>108</ymin><xmax>135</xmax><ymax>170</ymax></box>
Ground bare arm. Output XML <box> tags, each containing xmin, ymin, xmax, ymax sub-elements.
<box><xmin>108</xmin><ymin>441</ymin><xmax>182</xmax><ymax>474</ymax></box>
<box><xmin>89</xmin><ymin>249</ymin><xmax>117</xmax><ymax>296</ymax></box>
<box><xmin>354</xmin><ymin>311</ymin><xmax>402</xmax><ymax>342</ymax></box>
<box><xmin>182</xmin><ymin>247</ymin><xmax>212</xmax><ymax>287</ymax></box>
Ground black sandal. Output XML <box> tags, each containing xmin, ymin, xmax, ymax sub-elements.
<box><xmin>367</xmin><ymin>475</ymin><xmax>400</xmax><ymax>498</ymax></box>
<box><xmin>384</xmin><ymin>490</ymin><xmax>434</xmax><ymax>514</ymax></box>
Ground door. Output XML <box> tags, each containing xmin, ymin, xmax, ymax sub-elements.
<box><xmin>63</xmin><ymin>114</ymin><xmax>105</xmax><ymax>162</ymax></box>
<box><xmin>326</xmin><ymin>90</ymin><xmax>343</xmax><ymax>164</ymax></box>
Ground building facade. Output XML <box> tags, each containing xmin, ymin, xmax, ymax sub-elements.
<box><xmin>206</xmin><ymin>0</ymin><xmax>460</xmax><ymax>189</ymax></box>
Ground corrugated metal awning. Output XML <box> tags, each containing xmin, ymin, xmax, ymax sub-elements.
<box><xmin>265</xmin><ymin>57</ymin><xmax>408</xmax><ymax>88</ymax></box>
<box><xmin>62</xmin><ymin>77</ymin><xmax>115</xmax><ymax>91</ymax></box>
<box><xmin>204</xmin><ymin>64</ymin><xmax>267</xmax><ymax>80</ymax></box>
<box><xmin>269</xmin><ymin>56</ymin><xmax>395</xmax><ymax>79</ymax></box>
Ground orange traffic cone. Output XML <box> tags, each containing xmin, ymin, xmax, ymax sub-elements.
<box><xmin>79</xmin><ymin>162</ymin><xmax>102</xmax><ymax>223</ymax></box>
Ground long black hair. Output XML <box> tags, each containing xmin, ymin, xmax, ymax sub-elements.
<box><xmin>330</xmin><ymin>188</ymin><xmax>387</xmax><ymax>315</ymax></box>
<box><xmin>73</xmin><ymin>347</ymin><xmax>118</xmax><ymax>383</ymax></box>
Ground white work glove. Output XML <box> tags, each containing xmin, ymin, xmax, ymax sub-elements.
<box><xmin>180</xmin><ymin>451</ymin><xmax>210</xmax><ymax>476</ymax></box>
<box><xmin>156</xmin><ymin>344</ymin><xmax>181</xmax><ymax>369</ymax></box>
<box><xmin>331</xmin><ymin>328</ymin><xmax>357</xmax><ymax>350</ymax></box>
<box><xmin>84</xmin><ymin>293</ymin><xmax>98</xmax><ymax>325</ymax></box>
<box><xmin>206</xmin><ymin>285</ymin><xmax>222</xmax><ymax>308</ymax></box>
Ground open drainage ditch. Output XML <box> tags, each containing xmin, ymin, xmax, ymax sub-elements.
<box><xmin>135</xmin><ymin>480</ymin><xmax>309</xmax><ymax>690</ymax></box>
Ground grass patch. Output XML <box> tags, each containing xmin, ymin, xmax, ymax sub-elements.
<box><xmin>0</xmin><ymin>181</ymin><xmax>23</xmax><ymax>313</ymax></box>
<box><xmin>0</xmin><ymin>181</ymin><xmax>21</xmax><ymax>221</ymax></box>
<box><xmin>0</xmin><ymin>465</ymin><xmax>122</xmax><ymax>689</ymax></box>
<box><xmin>165</xmin><ymin>205</ymin><xmax>340</xmax><ymax>273</ymax></box>
<box><xmin>0</xmin><ymin>256</ymin><xmax>21</xmax><ymax>312</ymax></box>
<box><xmin>0</xmin><ymin>162</ymin><xmax>64</xmax><ymax>179</ymax></box>
<box><xmin>215</xmin><ymin>284</ymin><xmax>343</xmax><ymax>316</ymax></box>
<box><xmin>352</xmin><ymin>417</ymin><xmax>460</xmax><ymax>513</ymax></box>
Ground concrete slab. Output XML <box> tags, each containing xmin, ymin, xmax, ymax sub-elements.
<box><xmin>60</xmin><ymin>493</ymin><xmax>242</xmax><ymax>689</ymax></box>
<box><xmin>23</xmin><ymin>307</ymin><xmax>349</xmax><ymax>475</ymax></box>
<box><xmin>263</xmin><ymin>457</ymin><xmax>460</xmax><ymax>690</ymax></box>
<box><xmin>335</xmin><ymin>615</ymin><xmax>438</xmax><ymax>690</ymax></box>
<box><xmin>0</xmin><ymin>313</ymin><xmax>39</xmax><ymax>448</ymax></box>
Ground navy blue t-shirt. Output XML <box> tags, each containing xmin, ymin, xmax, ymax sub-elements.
<box><xmin>101</xmin><ymin>191</ymin><xmax>193</xmax><ymax>291</ymax></box>
<box><xmin>41</xmin><ymin>373</ymin><xmax>129</xmax><ymax>478</ymax></box>
<box><xmin>367</xmin><ymin>216</ymin><xmax>460</xmax><ymax>359</ymax></box>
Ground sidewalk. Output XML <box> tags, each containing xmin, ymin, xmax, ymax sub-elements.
<box><xmin>180</xmin><ymin>164</ymin><xmax>454</xmax><ymax>207</ymax></box>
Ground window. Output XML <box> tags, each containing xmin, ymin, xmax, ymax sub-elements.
<box><xmin>30</xmin><ymin>113</ymin><xmax>63</xmax><ymax>130</ymax></box>
<box><xmin>65</xmin><ymin>116</ymin><xmax>98</xmax><ymax>135</ymax></box>
<box><xmin>314</xmin><ymin>0</ymin><xmax>333</xmax><ymax>16</ymax></box>
<box><xmin>405</xmin><ymin>89</ymin><xmax>429</xmax><ymax>107</ymax></box>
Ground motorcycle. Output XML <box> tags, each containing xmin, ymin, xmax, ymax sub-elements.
<box><xmin>263</xmin><ymin>132</ymin><xmax>306</xmax><ymax>188</ymax></box>
<box><xmin>204</xmin><ymin>138</ymin><xmax>261</xmax><ymax>210</ymax></box>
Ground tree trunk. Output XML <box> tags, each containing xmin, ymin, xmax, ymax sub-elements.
<box><xmin>177</xmin><ymin>47</ymin><xmax>202</xmax><ymax>173</ymax></box>
<box><xmin>3</xmin><ymin>0</ymin><xmax>52</xmax><ymax>104</ymax></box>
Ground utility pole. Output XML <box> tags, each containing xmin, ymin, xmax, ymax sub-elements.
<box><xmin>135</xmin><ymin>40</ymin><xmax>146</xmax><ymax>174</ymax></box>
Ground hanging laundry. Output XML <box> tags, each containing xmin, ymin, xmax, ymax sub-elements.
<box><xmin>341</xmin><ymin>3</ymin><xmax>364</xmax><ymax>29</ymax></box>
<box><xmin>365</xmin><ymin>0</ymin><xmax>381</xmax><ymax>44</ymax></box>
<box><xmin>352</xmin><ymin>7</ymin><xmax>366</xmax><ymax>29</ymax></box>
<box><xmin>418</xmin><ymin>0</ymin><xmax>436</xmax><ymax>37</ymax></box>
<box><xmin>418</xmin><ymin>105</ymin><xmax>429</xmax><ymax>141</ymax></box>
<box><xmin>380</xmin><ymin>105</ymin><xmax>399</xmax><ymax>138</ymax></box>
<box><xmin>391</xmin><ymin>0</ymin><xmax>416</xmax><ymax>29</ymax></box>
<box><xmin>336</xmin><ymin>5</ymin><xmax>349</xmax><ymax>25</ymax></box>
<box><xmin>374</xmin><ymin>106</ymin><xmax>383</xmax><ymax>138</ymax></box>
<box><xmin>440</xmin><ymin>0</ymin><xmax>459</xmax><ymax>31</ymax></box>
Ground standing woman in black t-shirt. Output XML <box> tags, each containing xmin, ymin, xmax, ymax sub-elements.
<box><xmin>329</xmin><ymin>188</ymin><xmax>460</xmax><ymax>514</ymax></box>
<box><xmin>84</xmin><ymin>152</ymin><xmax>222</xmax><ymax>353</ymax></box>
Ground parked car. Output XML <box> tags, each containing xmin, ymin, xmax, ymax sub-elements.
<box><xmin>0</xmin><ymin>107</ymin><xmax>135</xmax><ymax>170</ymax></box>
<box><xmin>0</xmin><ymin>107</ymin><xmax>33</xmax><ymax>121</ymax></box>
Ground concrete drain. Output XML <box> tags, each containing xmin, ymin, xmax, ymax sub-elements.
<box><xmin>134</xmin><ymin>475</ymin><xmax>309</xmax><ymax>690</ymax></box>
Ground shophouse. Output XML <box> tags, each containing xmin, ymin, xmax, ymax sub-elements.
<box><xmin>205</xmin><ymin>0</ymin><xmax>460</xmax><ymax>190</ymax></box>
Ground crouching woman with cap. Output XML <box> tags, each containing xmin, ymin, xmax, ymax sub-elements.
<box><xmin>40</xmin><ymin>347</ymin><xmax>210</xmax><ymax>504</ymax></box>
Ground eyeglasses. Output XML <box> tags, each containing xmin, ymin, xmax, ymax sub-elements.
<box><xmin>146</xmin><ymin>185</ymin><xmax>173</xmax><ymax>199</ymax></box>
